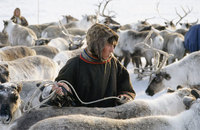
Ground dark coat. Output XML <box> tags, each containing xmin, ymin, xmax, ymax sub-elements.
<box><xmin>11</xmin><ymin>16</ymin><xmax>28</xmax><ymax>26</ymax></box>
<box><xmin>184</xmin><ymin>24</ymin><xmax>200</xmax><ymax>52</ymax></box>
<box><xmin>55</xmin><ymin>55</ymin><xmax>136</xmax><ymax>107</ymax></box>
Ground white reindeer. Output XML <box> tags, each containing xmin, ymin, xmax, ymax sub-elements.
<box><xmin>27</xmin><ymin>95</ymin><xmax>200</xmax><ymax>130</ymax></box>
<box><xmin>53</xmin><ymin>48</ymin><xmax>84</xmax><ymax>70</ymax></box>
<box><xmin>154</xmin><ymin>29</ymin><xmax>186</xmax><ymax>64</ymax></box>
<box><xmin>0</xmin><ymin>55</ymin><xmax>58</xmax><ymax>83</ymax></box>
<box><xmin>41</xmin><ymin>15</ymin><xmax>96</xmax><ymax>39</ymax></box>
<box><xmin>35</xmin><ymin>37</ymin><xmax>70</xmax><ymax>51</ymax></box>
<box><xmin>28</xmin><ymin>15</ymin><xmax>79</xmax><ymax>38</ymax></box>
<box><xmin>2</xmin><ymin>20</ymin><xmax>37</xmax><ymax>46</ymax></box>
<box><xmin>114</xmin><ymin>29</ymin><xmax>164</xmax><ymax>68</ymax></box>
<box><xmin>146</xmin><ymin>51</ymin><xmax>200</xmax><ymax>96</ymax></box>
<box><xmin>47</xmin><ymin>37</ymin><xmax>70</xmax><ymax>51</ymax></box>
<box><xmin>120</xmin><ymin>20</ymin><xmax>150</xmax><ymax>31</ymax></box>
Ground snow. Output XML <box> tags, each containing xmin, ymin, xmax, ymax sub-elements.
<box><xmin>0</xmin><ymin>0</ymin><xmax>199</xmax><ymax>99</ymax></box>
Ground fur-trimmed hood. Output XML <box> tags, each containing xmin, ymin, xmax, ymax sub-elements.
<box><xmin>86</xmin><ymin>23</ymin><xmax>118</xmax><ymax>61</ymax></box>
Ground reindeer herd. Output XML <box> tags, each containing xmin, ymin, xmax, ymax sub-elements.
<box><xmin>0</xmin><ymin>0</ymin><xmax>200</xmax><ymax>129</ymax></box>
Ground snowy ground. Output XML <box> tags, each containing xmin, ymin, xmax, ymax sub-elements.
<box><xmin>126</xmin><ymin>59</ymin><xmax>165</xmax><ymax>99</ymax></box>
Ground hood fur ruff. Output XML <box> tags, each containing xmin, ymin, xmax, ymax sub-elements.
<box><xmin>86</xmin><ymin>23</ymin><xmax>119</xmax><ymax>61</ymax></box>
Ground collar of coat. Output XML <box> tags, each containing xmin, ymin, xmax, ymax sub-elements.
<box><xmin>80</xmin><ymin>48</ymin><xmax>112</xmax><ymax>64</ymax></box>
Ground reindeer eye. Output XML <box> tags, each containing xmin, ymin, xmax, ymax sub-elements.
<box><xmin>155</xmin><ymin>77</ymin><xmax>160</xmax><ymax>82</ymax></box>
<box><xmin>11</xmin><ymin>85</ymin><xmax>17</xmax><ymax>90</ymax></box>
<box><xmin>154</xmin><ymin>75</ymin><xmax>162</xmax><ymax>83</ymax></box>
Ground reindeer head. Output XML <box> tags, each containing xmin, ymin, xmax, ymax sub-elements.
<box><xmin>179</xmin><ymin>19</ymin><xmax>198</xmax><ymax>29</ymax></box>
<box><xmin>64</xmin><ymin>15</ymin><xmax>78</xmax><ymax>24</ymax></box>
<box><xmin>2</xmin><ymin>20</ymin><xmax>8</xmax><ymax>33</ymax></box>
<box><xmin>146</xmin><ymin>71</ymin><xmax>171</xmax><ymax>96</ymax></box>
<box><xmin>0</xmin><ymin>82</ymin><xmax>22</xmax><ymax>124</ymax></box>
<box><xmin>35</xmin><ymin>38</ymin><xmax>51</xmax><ymax>46</ymax></box>
<box><xmin>164</xmin><ymin>21</ymin><xmax>176</xmax><ymax>30</ymax></box>
<box><xmin>2</xmin><ymin>20</ymin><xmax>15</xmax><ymax>34</ymax></box>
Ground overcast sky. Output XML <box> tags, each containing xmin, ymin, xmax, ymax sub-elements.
<box><xmin>0</xmin><ymin>0</ymin><xmax>199</xmax><ymax>30</ymax></box>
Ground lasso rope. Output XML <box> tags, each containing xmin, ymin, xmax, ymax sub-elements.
<box><xmin>23</xmin><ymin>80</ymin><xmax>121</xmax><ymax>113</ymax></box>
<box><xmin>23</xmin><ymin>81</ymin><xmax>57</xmax><ymax>113</ymax></box>
<box><xmin>59</xmin><ymin>80</ymin><xmax>121</xmax><ymax>105</ymax></box>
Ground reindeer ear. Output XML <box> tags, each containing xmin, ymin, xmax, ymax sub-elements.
<box><xmin>3</xmin><ymin>20</ymin><xmax>8</xmax><ymax>26</ymax></box>
<box><xmin>167</xmin><ymin>88</ymin><xmax>175</xmax><ymax>93</ymax></box>
<box><xmin>16</xmin><ymin>82</ymin><xmax>22</xmax><ymax>93</ymax></box>
<box><xmin>191</xmin><ymin>89</ymin><xmax>200</xmax><ymax>99</ymax></box>
<box><xmin>3</xmin><ymin>64</ymin><xmax>8</xmax><ymax>68</ymax></box>
<box><xmin>177</xmin><ymin>85</ymin><xmax>183</xmax><ymax>90</ymax></box>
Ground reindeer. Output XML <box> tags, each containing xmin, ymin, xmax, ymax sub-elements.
<box><xmin>0</xmin><ymin>82</ymin><xmax>22</xmax><ymax>130</ymax></box>
<box><xmin>41</xmin><ymin>25</ymin><xmax>86</xmax><ymax>39</ymax></box>
<box><xmin>146</xmin><ymin>51</ymin><xmax>200</xmax><ymax>96</ymax></box>
<box><xmin>179</xmin><ymin>19</ymin><xmax>199</xmax><ymax>29</ymax></box>
<box><xmin>95</xmin><ymin>0</ymin><xmax>120</xmax><ymax>27</ymax></box>
<box><xmin>31</xmin><ymin>45</ymin><xmax>59</xmax><ymax>59</ymax></box>
<box><xmin>2</xmin><ymin>20</ymin><xmax>37</xmax><ymax>46</ymax></box>
<box><xmin>41</xmin><ymin>14</ymin><xmax>96</xmax><ymax>39</ymax></box>
<box><xmin>0</xmin><ymin>46</ymin><xmax>36</xmax><ymax>61</ymax></box>
<box><xmin>26</xmin><ymin>92</ymin><xmax>200</xmax><ymax>130</ymax></box>
<box><xmin>8</xmin><ymin>86</ymin><xmax>196</xmax><ymax>130</ymax></box>
<box><xmin>28</xmin><ymin>15</ymin><xmax>79</xmax><ymax>38</ymax></box>
<box><xmin>114</xmin><ymin>29</ymin><xmax>164</xmax><ymax>70</ymax></box>
<box><xmin>0</xmin><ymin>55</ymin><xmax>58</xmax><ymax>83</ymax></box>
<box><xmin>157</xmin><ymin>29</ymin><xmax>186</xmax><ymax>64</ymax></box>
<box><xmin>53</xmin><ymin>48</ymin><xmax>84</xmax><ymax>70</ymax></box>
<box><xmin>120</xmin><ymin>20</ymin><xmax>151</xmax><ymax>31</ymax></box>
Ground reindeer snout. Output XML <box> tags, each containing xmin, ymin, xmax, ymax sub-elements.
<box><xmin>0</xmin><ymin>104</ymin><xmax>11</xmax><ymax>124</ymax></box>
<box><xmin>145</xmin><ymin>88</ymin><xmax>155</xmax><ymax>96</ymax></box>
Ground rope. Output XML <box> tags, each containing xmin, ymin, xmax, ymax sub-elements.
<box><xmin>58</xmin><ymin>80</ymin><xmax>121</xmax><ymax>105</ymax></box>
<box><xmin>23</xmin><ymin>80</ymin><xmax>122</xmax><ymax>113</ymax></box>
<box><xmin>23</xmin><ymin>81</ymin><xmax>57</xmax><ymax>113</ymax></box>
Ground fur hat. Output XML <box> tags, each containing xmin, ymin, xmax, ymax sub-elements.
<box><xmin>86</xmin><ymin>23</ymin><xmax>119</xmax><ymax>60</ymax></box>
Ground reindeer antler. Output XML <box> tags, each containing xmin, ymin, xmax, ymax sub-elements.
<box><xmin>156</xmin><ymin>1</ymin><xmax>169</xmax><ymax>22</ymax></box>
<box><xmin>96</xmin><ymin>0</ymin><xmax>116</xmax><ymax>18</ymax></box>
<box><xmin>175</xmin><ymin>6</ymin><xmax>193</xmax><ymax>25</ymax></box>
<box><xmin>58</xmin><ymin>20</ymin><xmax>74</xmax><ymax>44</ymax></box>
<box><xmin>94</xmin><ymin>1</ymin><xmax>103</xmax><ymax>23</ymax></box>
<box><xmin>134</xmin><ymin>31</ymin><xmax>173</xmax><ymax>79</ymax></box>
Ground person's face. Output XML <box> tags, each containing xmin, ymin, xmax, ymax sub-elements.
<box><xmin>102</xmin><ymin>42</ymin><xmax>115</xmax><ymax>60</ymax></box>
<box><xmin>15</xmin><ymin>9</ymin><xmax>20</xmax><ymax>17</ymax></box>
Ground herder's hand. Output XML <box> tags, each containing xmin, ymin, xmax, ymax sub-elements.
<box><xmin>117</xmin><ymin>94</ymin><xmax>132</xmax><ymax>105</ymax></box>
<box><xmin>52</xmin><ymin>82</ymin><xmax>72</xmax><ymax>96</ymax></box>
